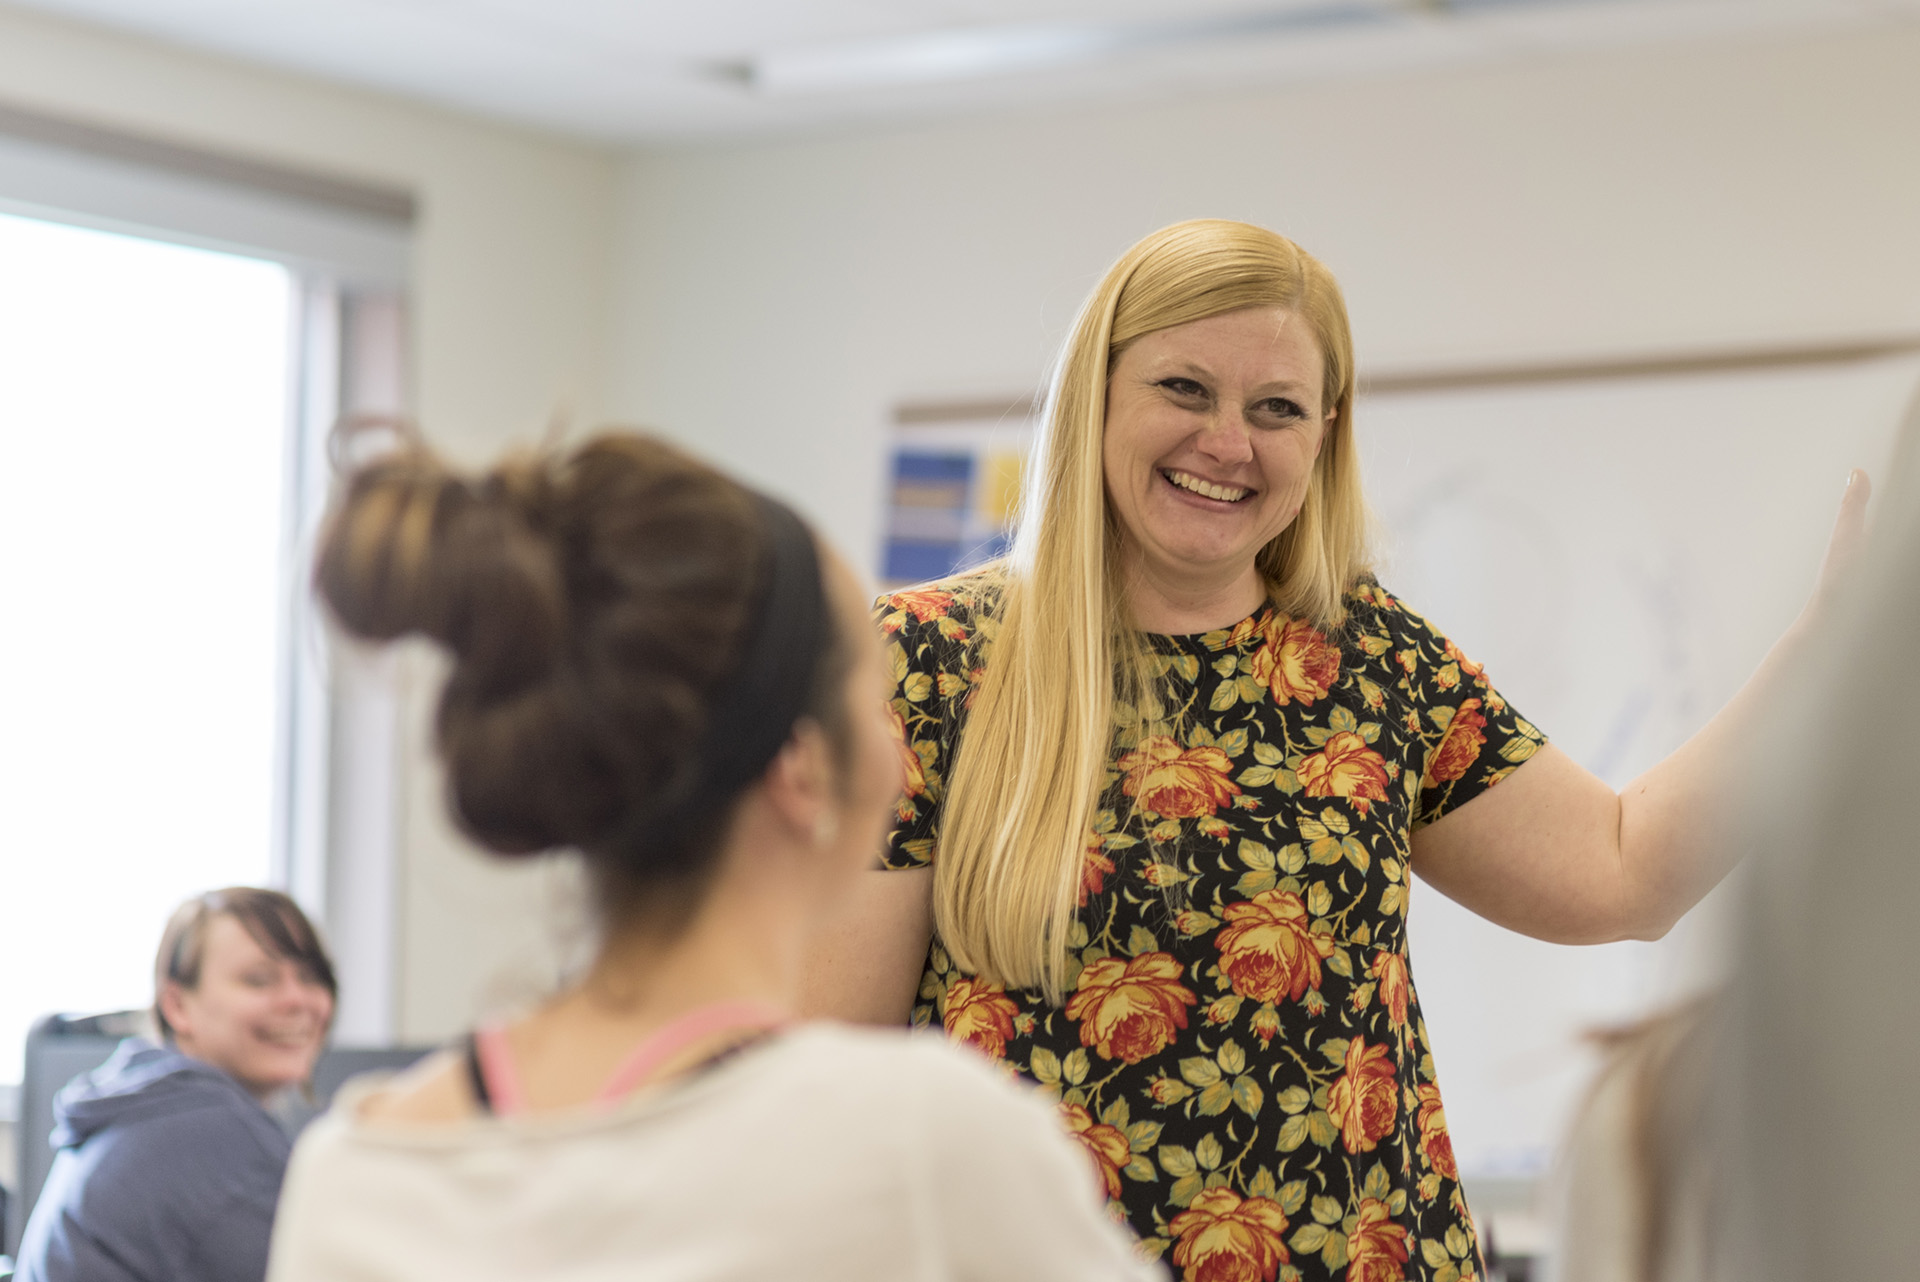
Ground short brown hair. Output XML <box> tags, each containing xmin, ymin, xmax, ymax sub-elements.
<box><xmin>153</xmin><ymin>887</ymin><xmax>337</xmax><ymax>1042</ymax></box>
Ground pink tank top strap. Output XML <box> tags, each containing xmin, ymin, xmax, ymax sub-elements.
<box><xmin>593</xmin><ymin>999</ymin><xmax>790</xmax><ymax>1106</ymax></box>
<box><xmin>471</xmin><ymin>1023</ymin><xmax>533</xmax><ymax>1117</ymax></box>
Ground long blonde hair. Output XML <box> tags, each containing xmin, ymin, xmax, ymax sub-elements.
<box><xmin>935</xmin><ymin>219</ymin><xmax>1371</xmax><ymax>1001</ymax></box>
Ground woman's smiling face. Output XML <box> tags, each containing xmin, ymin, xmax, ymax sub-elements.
<box><xmin>1102</xmin><ymin>306</ymin><xmax>1332</xmax><ymax>619</ymax></box>
<box><xmin>162</xmin><ymin>914</ymin><xmax>333</xmax><ymax>1099</ymax></box>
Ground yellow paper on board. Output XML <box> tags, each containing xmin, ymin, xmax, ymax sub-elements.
<box><xmin>983</xmin><ymin>449</ymin><xmax>1025</xmax><ymax>528</ymax></box>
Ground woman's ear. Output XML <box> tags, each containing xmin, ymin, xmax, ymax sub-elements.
<box><xmin>157</xmin><ymin>980</ymin><xmax>191</xmax><ymax>1045</ymax></box>
<box><xmin>759</xmin><ymin>719</ymin><xmax>836</xmax><ymax>846</ymax></box>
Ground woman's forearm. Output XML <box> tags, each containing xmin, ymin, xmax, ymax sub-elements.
<box><xmin>1615</xmin><ymin>616</ymin><xmax>1811</xmax><ymax>936</ymax></box>
<box><xmin>1412</xmin><ymin>473</ymin><xmax>1869</xmax><ymax>945</ymax></box>
<box><xmin>798</xmin><ymin>866</ymin><xmax>934</xmax><ymax>1025</ymax></box>
<box><xmin>1617</xmin><ymin>470</ymin><xmax>1869</xmax><ymax>935</ymax></box>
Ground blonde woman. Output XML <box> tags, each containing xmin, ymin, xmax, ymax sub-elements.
<box><xmin>804</xmin><ymin>219</ymin><xmax>1867</xmax><ymax>1280</ymax></box>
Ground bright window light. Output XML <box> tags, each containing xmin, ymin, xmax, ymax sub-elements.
<box><xmin>0</xmin><ymin>211</ymin><xmax>292</xmax><ymax>1082</ymax></box>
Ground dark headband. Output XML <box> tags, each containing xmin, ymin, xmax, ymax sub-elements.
<box><xmin>602</xmin><ymin>491</ymin><xmax>835</xmax><ymax>858</ymax></box>
<box><xmin>693</xmin><ymin>493</ymin><xmax>834</xmax><ymax>800</ymax></box>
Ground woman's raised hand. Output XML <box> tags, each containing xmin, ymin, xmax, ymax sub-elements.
<box><xmin>1809</xmin><ymin>468</ymin><xmax>1873</xmax><ymax>618</ymax></box>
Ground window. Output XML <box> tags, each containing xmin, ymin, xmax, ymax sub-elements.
<box><xmin>0</xmin><ymin>108</ymin><xmax>412</xmax><ymax>1089</ymax></box>
<box><xmin>0</xmin><ymin>212</ymin><xmax>291</xmax><ymax>1080</ymax></box>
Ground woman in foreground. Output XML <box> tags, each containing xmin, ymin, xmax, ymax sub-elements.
<box><xmin>266</xmin><ymin>431</ymin><xmax>1159</xmax><ymax>1281</ymax></box>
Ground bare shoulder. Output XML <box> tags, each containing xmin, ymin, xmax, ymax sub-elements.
<box><xmin>350</xmin><ymin>1048</ymin><xmax>476</xmax><ymax>1126</ymax></box>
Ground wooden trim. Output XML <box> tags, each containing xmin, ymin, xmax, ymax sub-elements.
<box><xmin>894</xmin><ymin>395</ymin><xmax>1036</xmax><ymax>425</ymax></box>
<box><xmin>1359</xmin><ymin>335</ymin><xmax>1920</xmax><ymax>396</ymax></box>
<box><xmin>0</xmin><ymin>98</ymin><xmax>416</xmax><ymax>224</ymax></box>
<box><xmin>894</xmin><ymin>335</ymin><xmax>1920</xmax><ymax>424</ymax></box>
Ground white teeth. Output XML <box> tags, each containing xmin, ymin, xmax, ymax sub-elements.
<box><xmin>1165</xmin><ymin>470</ymin><xmax>1251</xmax><ymax>503</ymax></box>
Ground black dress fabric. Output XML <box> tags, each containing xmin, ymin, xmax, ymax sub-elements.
<box><xmin>878</xmin><ymin>573</ymin><xmax>1545</xmax><ymax>1282</ymax></box>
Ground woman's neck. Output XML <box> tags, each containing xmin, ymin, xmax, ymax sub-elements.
<box><xmin>1122</xmin><ymin>558</ymin><xmax>1270</xmax><ymax>635</ymax></box>
<box><xmin>503</xmin><ymin>856</ymin><xmax>810</xmax><ymax>1109</ymax></box>
<box><xmin>577</xmin><ymin>895</ymin><xmax>798</xmax><ymax>1023</ymax></box>
<box><xmin>354</xmin><ymin>847</ymin><xmax>812</xmax><ymax>1125</ymax></box>
<box><xmin>574</xmin><ymin>864</ymin><xmax>805</xmax><ymax>1027</ymax></box>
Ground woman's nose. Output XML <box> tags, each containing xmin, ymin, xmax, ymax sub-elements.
<box><xmin>274</xmin><ymin>975</ymin><xmax>319</xmax><ymax>1009</ymax></box>
<box><xmin>1196</xmin><ymin>413</ymin><xmax>1255</xmax><ymax>465</ymax></box>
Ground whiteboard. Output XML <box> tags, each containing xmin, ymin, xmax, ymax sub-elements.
<box><xmin>1357</xmin><ymin>355</ymin><xmax>1920</xmax><ymax>1179</ymax></box>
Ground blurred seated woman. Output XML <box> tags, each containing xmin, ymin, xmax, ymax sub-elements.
<box><xmin>265</xmin><ymin>431</ymin><xmax>1157</xmax><ymax>1282</ymax></box>
<box><xmin>1546</xmin><ymin>998</ymin><xmax>1720</xmax><ymax>1282</ymax></box>
<box><xmin>1547</xmin><ymin>391</ymin><xmax>1920</xmax><ymax>1282</ymax></box>
<box><xmin>16</xmin><ymin>887</ymin><xmax>337</xmax><ymax>1282</ymax></box>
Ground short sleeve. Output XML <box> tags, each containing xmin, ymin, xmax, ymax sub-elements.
<box><xmin>873</xmin><ymin>583</ymin><xmax>988</xmax><ymax>871</ymax></box>
<box><xmin>1362</xmin><ymin>585</ymin><xmax>1546</xmax><ymax>827</ymax></box>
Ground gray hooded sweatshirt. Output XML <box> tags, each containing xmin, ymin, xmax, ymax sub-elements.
<box><xmin>14</xmin><ymin>1038</ymin><xmax>291</xmax><ymax>1282</ymax></box>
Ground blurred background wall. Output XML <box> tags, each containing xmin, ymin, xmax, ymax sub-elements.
<box><xmin>611</xmin><ymin>23</ymin><xmax>1920</xmax><ymax>562</ymax></box>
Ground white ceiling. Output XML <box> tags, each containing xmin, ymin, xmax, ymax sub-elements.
<box><xmin>8</xmin><ymin>0</ymin><xmax>1919</xmax><ymax>144</ymax></box>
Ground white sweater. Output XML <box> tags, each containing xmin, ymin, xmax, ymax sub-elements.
<box><xmin>268</xmin><ymin>1023</ymin><xmax>1164</xmax><ymax>1282</ymax></box>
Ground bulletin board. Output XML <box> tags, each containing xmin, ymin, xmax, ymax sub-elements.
<box><xmin>880</xmin><ymin>401</ymin><xmax>1034</xmax><ymax>587</ymax></box>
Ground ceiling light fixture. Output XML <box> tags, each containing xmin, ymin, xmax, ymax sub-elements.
<box><xmin>708</xmin><ymin>0</ymin><xmax>1610</xmax><ymax>95</ymax></box>
<box><xmin>711</xmin><ymin>2</ymin><xmax>1404</xmax><ymax>95</ymax></box>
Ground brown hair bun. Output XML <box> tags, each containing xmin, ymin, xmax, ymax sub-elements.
<box><xmin>314</xmin><ymin>431</ymin><xmax>841</xmax><ymax>896</ymax></box>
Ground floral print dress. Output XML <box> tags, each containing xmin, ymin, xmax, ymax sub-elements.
<box><xmin>878</xmin><ymin>573</ymin><xmax>1545</xmax><ymax>1282</ymax></box>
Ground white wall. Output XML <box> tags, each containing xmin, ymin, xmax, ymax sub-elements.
<box><xmin>0</xmin><ymin>3</ymin><xmax>617</xmax><ymax>1044</ymax></box>
<box><xmin>607</xmin><ymin>15</ymin><xmax>1920</xmax><ymax>1199</ymax></box>
<box><xmin>610</xmin><ymin>21</ymin><xmax>1920</xmax><ymax>565</ymax></box>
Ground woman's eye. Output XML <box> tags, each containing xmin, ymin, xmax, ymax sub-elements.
<box><xmin>1158</xmin><ymin>378</ymin><xmax>1207</xmax><ymax>400</ymax></box>
<box><xmin>1254</xmin><ymin>397</ymin><xmax>1306</xmax><ymax>421</ymax></box>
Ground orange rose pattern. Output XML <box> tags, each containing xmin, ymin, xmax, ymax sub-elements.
<box><xmin>1079</xmin><ymin>842</ymin><xmax>1117</xmax><ymax>907</ymax></box>
<box><xmin>1060</xmin><ymin>1102</ymin><xmax>1133</xmax><ymax>1199</ymax></box>
<box><xmin>881</xmin><ymin>575</ymin><xmax>1542</xmax><ymax>1280</ymax></box>
<box><xmin>1370</xmin><ymin>951</ymin><xmax>1411</xmax><ymax>1029</ymax></box>
<box><xmin>942</xmin><ymin>977</ymin><xmax>1020</xmax><ymax>1060</ymax></box>
<box><xmin>885</xmin><ymin>704</ymin><xmax>928</xmax><ymax>806</ymax></box>
<box><xmin>1118</xmin><ymin>736</ymin><xmax>1241</xmax><ymax>819</ymax></box>
<box><xmin>1424</xmin><ymin>698</ymin><xmax>1488</xmax><ymax>788</ymax></box>
<box><xmin>1250</xmin><ymin>615</ymin><xmax>1341</xmax><ymax>706</ymax></box>
<box><xmin>1328</xmin><ymin>1037</ymin><xmax>1399</xmax><ymax>1154</ymax></box>
<box><xmin>1348</xmin><ymin>1198</ymin><xmax>1414</xmax><ymax>1282</ymax></box>
<box><xmin>1415</xmin><ymin>1083</ymin><xmax>1458</xmax><ymax>1181</ymax></box>
<box><xmin>1216</xmin><ymin>890</ymin><xmax>1336</xmax><ymax>1005</ymax></box>
<box><xmin>1296</xmin><ymin>731</ymin><xmax>1391</xmax><ymax>814</ymax></box>
<box><xmin>1066</xmin><ymin>953</ymin><xmax>1198</xmax><ymax>1064</ymax></box>
<box><xmin>1169</xmin><ymin>1188</ymin><xmax>1290</xmax><ymax>1282</ymax></box>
